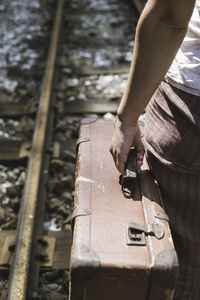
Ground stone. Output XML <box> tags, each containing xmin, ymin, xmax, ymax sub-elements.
<box><xmin>63</xmin><ymin>162</ymin><xmax>76</xmax><ymax>175</ymax></box>
<box><xmin>49</xmin><ymin>198</ymin><xmax>63</xmax><ymax>210</ymax></box>
<box><xmin>48</xmin><ymin>179</ymin><xmax>64</xmax><ymax>195</ymax></box>
<box><xmin>62</xmin><ymin>150</ymin><xmax>76</xmax><ymax>163</ymax></box>
<box><xmin>0</xmin><ymin>208</ymin><xmax>5</xmax><ymax>223</ymax></box>
<box><xmin>6</xmin><ymin>184</ymin><xmax>22</xmax><ymax>198</ymax></box>
<box><xmin>1</xmin><ymin>218</ymin><xmax>17</xmax><ymax>230</ymax></box>
<box><xmin>61</xmin><ymin>175</ymin><xmax>75</xmax><ymax>190</ymax></box>
<box><xmin>9</xmin><ymin>196</ymin><xmax>20</xmax><ymax>209</ymax></box>
<box><xmin>57</xmin><ymin>206</ymin><xmax>71</xmax><ymax>217</ymax></box>
<box><xmin>61</xmin><ymin>191</ymin><xmax>73</xmax><ymax>203</ymax></box>
<box><xmin>50</xmin><ymin>159</ymin><xmax>64</xmax><ymax>173</ymax></box>
<box><xmin>50</xmin><ymin>291</ymin><xmax>68</xmax><ymax>300</ymax></box>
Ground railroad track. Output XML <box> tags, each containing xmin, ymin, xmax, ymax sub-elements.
<box><xmin>0</xmin><ymin>0</ymin><xmax>145</xmax><ymax>299</ymax></box>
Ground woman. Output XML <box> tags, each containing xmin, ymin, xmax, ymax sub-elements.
<box><xmin>110</xmin><ymin>0</ymin><xmax>200</xmax><ymax>298</ymax></box>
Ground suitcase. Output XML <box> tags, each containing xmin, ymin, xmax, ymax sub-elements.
<box><xmin>70</xmin><ymin>117</ymin><xmax>178</xmax><ymax>300</ymax></box>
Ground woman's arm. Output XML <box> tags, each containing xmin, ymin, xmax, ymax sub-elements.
<box><xmin>110</xmin><ymin>0</ymin><xmax>195</xmax><ymax>174</ymax></box>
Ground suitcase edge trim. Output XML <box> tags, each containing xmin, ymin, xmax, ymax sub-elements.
<box><xmin>70</xmin><ymin>243</ymin><xmax>100</xmax><ymax>282</ymax></box>
<box><xmin>149</xmin><ymin>248</ymin><xmax>179</xmax><ymax>299</ymax></box>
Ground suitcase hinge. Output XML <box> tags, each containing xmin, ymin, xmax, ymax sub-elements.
<box><xmin>126</xmin><ymin>222</ymin><xmax>165</xmax><ymax>246</ymax></box>
<box><xmin>71</xmin><ymin>207</ymin><xmax>91</xmax><ymax>229</ymax></box>
<box><xmin>80</xmin><ymin>118</ymin><xmax>98</xmax><ymax>125</ymax></box>
<box><xmin>76</xmin><ymin>137</ymin><xmax>90</xmax><ymax>154</ymax></box>
<box><xmin>72</xmin><ymin>207</ymin><xmax>91</xmax><ymax>221</ymax></box>
<box><xmin>154</xmin><ymin>211</ymin><xmax>169</xmax><ymax>223</ymax></box>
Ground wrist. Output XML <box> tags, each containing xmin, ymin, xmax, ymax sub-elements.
<box><xmin>117</xmin><ymin>110</ymin><xmax>138</xmax><ymax>126</ymax></box>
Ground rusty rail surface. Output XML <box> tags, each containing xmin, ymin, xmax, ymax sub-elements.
<box><xmin>7</xmin><ymin>0</ymin><xmax>64</xmax><ymax>299</ymax></box>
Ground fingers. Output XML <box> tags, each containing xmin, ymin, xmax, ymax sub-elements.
<box><xmin>109</xmin><ymin>142</ymin><xmax>127</xmax><ymax>175</ymax></box>
<box><xmin>134</xmin><ymin>130</ymin><xmax>145</xmax><ymax>169</ymax></box>
<box><xmin>136</xmin><ymin>146</ymin><xmax>145</xmax><ymax>169</ymax></box>
<box><xmin>110</xmin><ymin>120</ymin><xmax>145</xmax><ymax>174</ymax></box>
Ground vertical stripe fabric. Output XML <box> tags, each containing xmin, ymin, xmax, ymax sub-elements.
<box><xmin>144</xmin><ymin>81</ymin><xmax>200</xmax><ymax>299</ymax></box>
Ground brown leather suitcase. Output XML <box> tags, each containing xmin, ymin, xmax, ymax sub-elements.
<box><xmin>70</xmin><ymin>118</ymin><xmax>178</xmax><ymax>300</ymax></box>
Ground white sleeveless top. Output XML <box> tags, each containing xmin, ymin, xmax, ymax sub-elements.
<box><xmin>165</xmin><ymin>0</ymin><xmax>200</xmax><ymax>96</ymax></box>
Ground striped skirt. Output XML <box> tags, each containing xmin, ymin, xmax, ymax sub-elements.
<box><xmin>144</xmin><ymin>81</ymin><xmax>200</xmax><ymax>299</ymax></box>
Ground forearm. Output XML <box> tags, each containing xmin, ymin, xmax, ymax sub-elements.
<box><xmin>118</xmin><ymin>0</ymin><xmax>195</xmax><ymax>124</ymax></box>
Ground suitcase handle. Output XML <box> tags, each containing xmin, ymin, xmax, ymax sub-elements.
<box><xmin>119</xmin><ymin>147</ymin><xmax>137</xmax><ymax>198</ymax></box>
<box><xmin>125</xmin><ymin>147</ymin><xmax>137</xmax><ymax>178</ymax></box>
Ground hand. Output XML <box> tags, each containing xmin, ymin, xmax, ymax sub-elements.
<box><xmin>110</xmin><ymin>118</ymin><xmax>145</xmax><ymax>175</ymax></box>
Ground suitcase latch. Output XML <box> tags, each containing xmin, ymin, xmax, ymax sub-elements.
<box><xmin>126</xmin><ymin>222</ymin><xmax>164</xmax><ymax>246</ymax></box>
<box><xmin>126</xmin><ymin>224</ymin><xmax>146</xmax><ymax>245</ymax></box>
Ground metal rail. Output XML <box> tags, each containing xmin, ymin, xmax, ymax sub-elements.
<box><xmin>7</xmin><ymin>0</ymin><xmax>64</xmax><ymax>299</ymax></box>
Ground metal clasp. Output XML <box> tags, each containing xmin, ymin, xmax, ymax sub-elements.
<box><xmin>126</xmin><ymin>224</ymin><xmax>146</xmax><ymax>246</ymax></box>
<box><xmin>126</xmin><ymin>222</ymin><xmax>165</xmax><ymax>246</ymax></box>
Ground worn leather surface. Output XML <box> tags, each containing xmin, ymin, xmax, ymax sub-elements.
<box><xmin>70</xmin><ymin>118</ymin><xmax>178</xmax><ymax>300</ymax></box>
